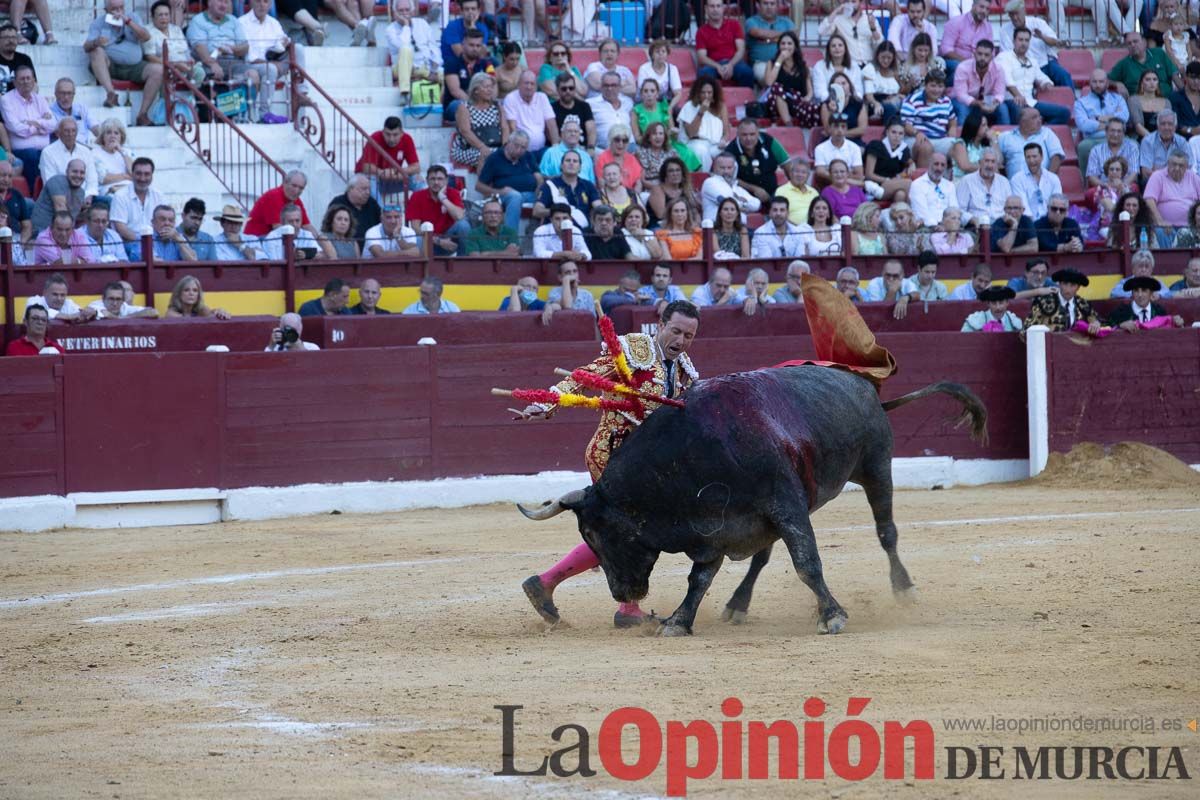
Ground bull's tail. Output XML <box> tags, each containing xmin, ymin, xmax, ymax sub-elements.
<box><xmin>881</xmin><ymin>382</ymin><xmax>989</xmax><ymax>445</ymax></box>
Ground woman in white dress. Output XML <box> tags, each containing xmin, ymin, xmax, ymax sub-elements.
<box><xmin>676</xmin><ymin>76</ymin><xmax>732</xmax><ymax>172</ymax></box>
<box><xmin>92</xmin><ymin>118</ymin><xmax>134</xmax><ymax>195</ymax></box>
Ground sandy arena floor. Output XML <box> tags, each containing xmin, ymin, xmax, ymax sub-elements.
<box><xmin>1</xmin><ymin>484</ymin><xmax>1198</xmax><ymax>799</ymax></box>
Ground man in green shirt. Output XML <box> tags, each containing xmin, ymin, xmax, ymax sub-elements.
<box><xmin>1107</xmin><ymin>30</ymin><xmax>1180</xmax><ymax>98</ymax></box>
<box><xmin>463</xmin><ymin>198</ymin><xmax>519</xmax><ymax>256</ymax></box>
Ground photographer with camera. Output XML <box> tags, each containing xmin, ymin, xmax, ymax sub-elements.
<box><xmin>266</xmin><ymin>312</ymin><xmax>319</xmax><ymax>352</ymax></box>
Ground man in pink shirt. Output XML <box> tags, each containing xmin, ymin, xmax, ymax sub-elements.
<box><xmin>1144</xmin><ymin>149</ymin><xmax>1200</xmax><ymax>227</ymax></box>
<box><xmin>951</xmin><ymin>39</ymin><xmax>1009</xmax><ymax>125</ymax></box>
<box><xmin>33</xmin><ymin>210</ymin><xmax>93</xmax><ymax>265</ymax></box>
<box><xmin>887</xmin><ymin>0</ymin><xmax>937</xmax><ymax>59</ymax></box>
<box><xmin>940</xmin><ymin>0</ymin><xmax>993</xmax><ymax>82</ymax></box>
<box><xmin>501</xmin><ymin>69</ymin><xmax>559</xmax><ymax>160</ymax></box>
<box><xmin>1</xmin><ymin>64</ymin><xmax>54</xmax><ymax>187</ymax></box>
<box><xmin>696</xmin><ymin>0</ymin><xmax>755</xmax><ymax>88</ymax></box>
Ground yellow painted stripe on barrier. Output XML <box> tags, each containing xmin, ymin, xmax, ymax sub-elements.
<box><xmin>3</xmin><ymin>276</ymin><xmax>1183</xmax><ymax>324</ymax></box>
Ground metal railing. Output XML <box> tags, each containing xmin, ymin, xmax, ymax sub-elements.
<box><xmin>162</xmin><ymin>43</ymin><xmax>288</xmax><ymax>212</ymax></box>
<box><xmin>285</xmin><ymin>43</ymin><xmax>410</xmax><ymax>208</ymax></box>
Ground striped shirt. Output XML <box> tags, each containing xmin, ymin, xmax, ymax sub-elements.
<box><xmin>901</xmin><ymin>90</ymin><xmax>953</xmax><ymax>139</ymax></box>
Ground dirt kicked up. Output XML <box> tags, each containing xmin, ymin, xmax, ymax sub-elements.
<box><xmin>1</xmin><ymin>483</ymin><xmax>1197</xmax><ymax>799</ymax></box>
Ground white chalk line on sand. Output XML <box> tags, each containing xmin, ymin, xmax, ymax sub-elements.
<box><xmin>83</xmin><ymin>600</ymin><xmax>262</xmax><ymax>624</ymax></box>
<box><xmin>0</xmin><ymin>556</ymin><xmax>476</xmax><ymax>610</ymax></box>
<box><xmin>3</xmin><ymin>507</ymin><xmax>1196</xmax><ymax>613</ymax></box>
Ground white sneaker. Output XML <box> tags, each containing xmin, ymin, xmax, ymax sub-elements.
<box><xmin>865</xmin><ymin>180</ymin><xmax>884</xmax><ymax>200</ymax></box>
<box><xmin>351</xmin><ymin>19</ymin><xmax>368</xmax><ymax>46</ymax></box>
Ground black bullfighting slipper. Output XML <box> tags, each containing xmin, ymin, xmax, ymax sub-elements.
<box><xmin>613</xmin><ymin>610</ymin><xmax>654</xmax><ymax>629</ymax></box>
<box><xmin>522</xmin><ymin>575</ymin><xmax>560</xmax><ymax>624</ymax></box>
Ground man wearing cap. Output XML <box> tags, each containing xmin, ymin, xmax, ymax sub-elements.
<box><xmin>212</xmin><ymin>205</ymin><xmax>264</xmax><ymax>261</ymax></box>
<box><xmin>813</xmin><ymin>114</ymin><xmax>864</xmax><ymax>188</ymax></box>
<box><xmin>1021</xmin><ymin>268</ymin><xmax>1100</xmax><ymax>336</ymax></box>
<box><xmin>961</xmin><ymin>285</ymin><xmax>1021</xmax><ymax>332</ymax></box>
<box><xmin>1107</xmin><ymin>276</ymin><xmax>1185</xmax><ymax>330</ymax></box>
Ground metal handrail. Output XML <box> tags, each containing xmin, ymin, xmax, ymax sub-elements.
<box><xmin>161</xmin><ymin>42</ymin><xmax>288</xmax><ymax>212</ymax></box>
<box><xmin>285</xmin><ymin>42</ymin><xmax>410</xmax><ymax>207</ymax></box>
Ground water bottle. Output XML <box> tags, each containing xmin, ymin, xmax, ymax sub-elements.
<box><xmin>1138</xmin><ymin>228</ymin><xmax>1149</xmax><ymax>251</ymax></box>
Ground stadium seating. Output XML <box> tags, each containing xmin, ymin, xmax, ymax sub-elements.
<box><xmin>1057</xmin><ymin>49</ymin><xmax>1097</xmax><ymax>87</ymax></box>
<box><xmin>1099</xmin><ymin>49</ymin><xmax>1127</xmax><ymax>72</ymax></box>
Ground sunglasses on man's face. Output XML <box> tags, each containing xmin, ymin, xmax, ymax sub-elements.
<box><xmin>1049</xmin><ymin>206</ymin><xmax>1068</xmax><ymax>213</ymax></box>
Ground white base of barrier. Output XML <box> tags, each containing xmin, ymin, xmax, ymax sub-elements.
<box><xmin>0</xmin><ymin>458</ymin><xmax>1056</xmax><ymax>533</ymax></box>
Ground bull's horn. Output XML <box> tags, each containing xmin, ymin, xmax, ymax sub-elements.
<box><xmin>518</xmin><ymin>489</ymin><xmax>586</xmax><ymax>520</ymax></box>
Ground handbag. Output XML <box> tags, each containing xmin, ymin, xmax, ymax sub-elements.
<box><xmin>476</xmin><ymin>123</ymin><xmax>503</xmax><ymax>148</ymax></box>
<box><xmin>411</xmin><ymin>79</ymin><xmax>441</xmax><ymax>106</ymax></box>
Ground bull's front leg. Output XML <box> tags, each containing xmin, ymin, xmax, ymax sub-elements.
<box><xmin>659</xmin><ymin>556</ymin><xmax>725</xmax><ymax>637</ymax></box>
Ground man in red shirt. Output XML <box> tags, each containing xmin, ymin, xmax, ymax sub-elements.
<box><xmin>353</xmin><ymin>116</ymin><xmax>423</xmax><ymax>199</ymax></box>
<box><xmin>244</xmin><ymin>170</ymin><xmax>319</xmax><ymax>240</ymax></box>
<box><xmin>5</xmin><ymin>303</ymin><xmax>64</xmax><ymax>356</ymax></box>
<box><xmin>404</xmin><ymin>164</ymin><xmax>471</xmax><ymax>256</ymax></box>
<box><xmin>696</xmin><ymin>0</ymin><xmax>755</xmax><ymax>88</ymax></box>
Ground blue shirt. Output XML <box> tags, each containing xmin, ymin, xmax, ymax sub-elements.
<box><xmin>479</xmin><ymin>148</ymin><xmax>540</xmax><ymax>193</ymax></box>
<box><xmin>1085</xmin><ymin>138</ymin><xmax>1140</xmax><ymax>181</ymax></box>
<box><xmin>402</xmin><ymin>298</ymin><xmax>462</xmax><ymax>314</ymax></box>
<box><xmin>1139</xmin><ymin>132</ymin><xmax>1188</xmax><ymax>174</ymax></box>
<box><xmin>538</xmin><ymin>144</ymin><xmax>596</xmax><ymax>182</ymax></box>
<box><xmin>298</xmin><ymin>298</ymin><xmax>351</xmax><ymax>316</ymax></box>
<box><xmin>998</xmin><ymin>128</ymin><xmax>1065</xmax><ymax>178</ymax></box>
<box><xmin>186</xmin><ymin>11</ymin><xmax>247</xmax><ymax>54</ymax></box>
<box><xmin>1034</xmin><ymin>216</ymin><xmax>1083</xmax><ymax>251</ymax></box>
<box><xmin>536</xmin><ymin>176</ymin><xmax>599</xmax><ymax>223</ymax></box>
<box><xmin>639</xmin><ymin>284</ymin><xmax>686</xmax><ymax>304</ymax></box>
<box><xmin>1074</xmin><ymin>91</ymin><xmax>1129</xmax><ymax>137</ymax></box>
<box><xmin>498</xmin><ymin>295</ymin><xmax>546</xmax><ymax>311</ymax></box>
<box><xmin>546</xmin><ymin>285</ymin><xmax>596</xmax><ymax>315</ymax></box>
<box><xmin>990</xmin><ymin>215</ymin><xmax>1037</xmax><ymax>251</ymax></box>
<box><xmin>744</xmin><ymin>15</ymin><xmax>795</xmax><ymax>63</ymax></box>
<box><xmin>442</xmin><ymin>52</ymin><xmax>496</xmax><ymax>109</ymax></box>
<box><xmin>1006</xmin><ymin>275</ymin><xmax>1056</xmax><ymax>292</ymax></box>
<box><xmin>179</xmin><ymin>226</ymin><xmax>216</xmax><ymax>261</ymax></box>
<box><xmin>212</xmin><ymin>233</ymin><xmax>262</xmax><ymax>261</ymax></box>
<box><xmin>440</xmin><ymin>18</ymin><xmax>490</xmax><ymax>65</ymax></box>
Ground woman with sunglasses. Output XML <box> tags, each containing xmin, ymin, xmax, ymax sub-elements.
<box><xmin>538</xmin><ymin>43</ymin><xmax>586</xmax><ymax>99</ymax></box>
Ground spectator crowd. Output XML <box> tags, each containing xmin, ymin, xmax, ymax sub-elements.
<box><xmin>4</xmin><ymin>0</ymin><xmax>1200</xmax><ymax>356</ymax></box>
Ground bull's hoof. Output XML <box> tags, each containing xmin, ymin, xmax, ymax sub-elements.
<box><xmin>657</xmin><ymin>622</ymin><xmax>692</xmax><ymax>637</ymax></box>
<box><xmin>817</xmin><ymin>612</ymin><xmax>848</xmax><ymax>635</ymax></box>
<box><xmin>894</xmin><ymin>586</ymin><xmax>919</xmax><ymax>606</ymax></box>
<box><xmin>522</xmin><ymin>575</ymin><xmax>560</xmax><ymax>624</ymax></box>
<box><xmin>721</xmin><ymin>607</ymin><xmax>748</xmax><ymax>624</ymax></box>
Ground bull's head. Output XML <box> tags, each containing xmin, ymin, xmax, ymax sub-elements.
<box><xmin>518</xmin><ymin>489</ymin><xmax>659</xmax><ymax>603</ymax></box>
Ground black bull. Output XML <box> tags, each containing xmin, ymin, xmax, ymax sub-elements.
<box><xmin>519</xmin><ymin>365</ymin><xmax>988</xmax><ymax>636</ymax></box>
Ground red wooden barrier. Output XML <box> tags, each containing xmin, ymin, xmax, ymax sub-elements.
<box><xmin>306</xmin><ymin>310</ymin><xmax>599</xmax><ymax>349</ymax></box>
<box><xmin>1</xmin><ymin>328</ymin><xmax>1195</xmax><ymax>500</ymax></box>
<box><xmin>222</xmin><ymin>348</ymin><xmax>436</xmax><ymax>488</ymax></box>
<box><xmin>63</xmin><ymin>353</ymin><xmax>223</xmax><ymax>492</ymax></box>
<box><xmin>41</xmin><ymin>316</ymin><xmax>282</xmax><ymax>354</ymax></box>
<box><xmin>1046</xmin><ymin>329</ymin><xmax>1200</xmax><ymax>464</ymax></box>
<box><xmin>0</xmin><ymin>356</ymin><xmax>64</xmax><ymax>497</ymax></box>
